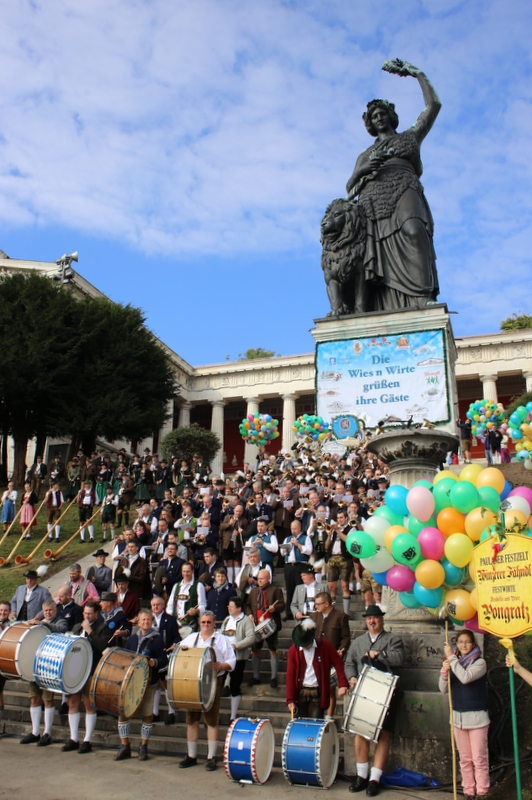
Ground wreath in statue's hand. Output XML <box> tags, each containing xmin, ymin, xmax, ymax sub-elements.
<box><xmin>382</xmin><ymin>58</ymin><xmax>419</xmax><ymax>78</ymax></box>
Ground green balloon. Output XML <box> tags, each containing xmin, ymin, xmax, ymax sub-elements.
<box><xmin>346</xmin><ymin>531</ymin><xmax>377</xmax><ymax>559</ymax></box>
<box><xmin>413</xmin><ymin>480</ymin><xmax>434</xmax><ymax>490</ymax></box>
<box><xmin>433</xmin><ymin>478</ymin><xmax>456</xmax><ymax>511</ymax></box>
<box><xmin>374</xmin><ymin>505</ymin><xmax>403</xmax><ymax>526</ymax></box>
<box><xmin>408</xmin><ymin>515</ymin><xmax>436</xmax><ymax>536</ymax></box>
<box><xmin>477</xmin><ymin>486</ymin><xmax>500</xmax><ymax>514</ymax></box>
<box><xmin>450</xmin><ymin>481</ymin><xmax>480</xmax><ymax>514</ymax></box>
<box><xmin>391</xmin><ymin>533</ymin><xmax>421</xmax><ymax>565</ymax></box>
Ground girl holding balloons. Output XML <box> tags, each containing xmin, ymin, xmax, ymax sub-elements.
<box><xmin>439</xmin><ymin>631</ymin><xmax>490</xmax><ymax>800</ymax></box>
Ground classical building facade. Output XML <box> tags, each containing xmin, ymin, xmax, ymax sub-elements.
<box><xmin>3</xmin><ymin>258</ymin><xmax>532</xmax><ymax>472</ymax></box>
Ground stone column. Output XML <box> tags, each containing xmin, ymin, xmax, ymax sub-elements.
<box><xmin>243</xmin><ymin>396</ymin><xmax>260</xmax><ymax>467</ymax></box>
<box><xmin>479</xmin><ymin>373</ymin><xmax>498</xmax><ymax>403</ymax></box>
<box><xmin>210</xmin><ymin>400</ymin><xmax>226</xmax><ymax>475</ymax></box>
<box><xmin>523</xmin><ymin>371</ymin><xmax>532</xmax><ymax>393</ymax></box>
<box><xmin>159</xmin><ymin>399</ymin><xmax>175</xmax><ymax>441</ymax></box>
<box><xmin>282</xmin><ymin>393</ymin><xmax>298</xmax><ymax>451</ymax></box>
<box><xmin>178</xmin><ymin>401</ymin><xmax>192</xmax><ymax>428</ymax></box>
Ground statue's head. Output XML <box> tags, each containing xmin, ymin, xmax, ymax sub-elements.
<box><xmin>363</xmin><ymin>99</ymin><xmax>399</xmax><ymax>136</ymax></box>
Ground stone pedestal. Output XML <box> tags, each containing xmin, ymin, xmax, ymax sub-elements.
<box><xmin>367</xmin><ymin>428</ymin><xmax>459</xmax><ymax>488</ymax></box>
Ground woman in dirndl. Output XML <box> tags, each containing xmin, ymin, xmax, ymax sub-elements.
<box><xmin>135</xmin><ymin>465</ymin><xmax>152</xmax><ymax>502</ymax></box>
<box><xmin>1</xmin><ymin>481</ymin><xmax>18</xmax><ymax>532</ymax></box>
<box><xmin>20</xmin><ymin>481</ymin><xmax>39</xmax><ymax>539</ymax></box>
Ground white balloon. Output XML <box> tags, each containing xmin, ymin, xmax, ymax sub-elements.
<box><xmin>506</xmin><ymin>496</ymin><xmax>531</xmax><ymax>518</ymax></box>
<box><xmin>360</xmin><ymin>547</ymin><xmax>396</xmax><ymax>572</ymax></box>
<box><xmin>364</xmin><ymin>516</ymin><xmax>390</xmax><ymax>546</ymax></box>
<box><xmin>524</xmin><ymin>460</ymin><xmax>532</xmax><ymax>471</ymax></box>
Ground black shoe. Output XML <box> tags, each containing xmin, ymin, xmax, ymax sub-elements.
<box><xmin>366</xmin><ymin>781</ymin><xmax>380</xmax><ymax>797</ymax></box>
<box><xmin>270</xmin><ymin>678</ymin><xmax>278</xmax><ymax>689</ymax></box>
<box><xmin>78</xmin><ymin>741</ymin><xmax>92</xmax><ymax>754</ymax></box>
<box><xmin>205</xmin><ymin>757</ymin><xmax>217</xmax><ymax>771</ymax></box>
<box><xmin>37</xmin><ymin>733</ymin><xmax>52</xmax><ymax>747</ymax></box>
<box><xmin>179</xmin><ymin>755</ymin><xmax>197</xmax><ymax>769</ymax></box>
<box><xmin>165</xmin><ymin>713</ymin><xmax>175</xmax><ymax>726</ymax></box>
<box><xmin>247</xmin><ymin>677</ymin><xmax>261</xmax><ymax>686</ymax></box>
<box><xmin>114</xmin><ymin>744</ymin><xmax>131</xmax><ymax>761</ymax></box>
<box><xmin>349</xmin><ymin>776</ymin><xmax>369</xmax><ymax>793</ymax></box>
<box><xmin>59</xmin><ymin>702</ymin><xmax>68</xmax><ymax>715</ymax></box>
<box><xmin>20</xmin><ymin>732</ymin><xmax>40</xmax><ymax>744</ymax></box>
<box><xmin>138</xmin><ymin>744</ymin><xmax>148</xmax><ymax>761</ymax></box>
<box><xmin>152</xmin><ymin>713</ymin><xmax>160</xmax><ymax>722</ymax></box>
<box><xmin>62</xmin><ymin>739</ymin><xmax>80</xmax><ymax>752</ymax></box>
<box><xmin>221</xmin><ymin>686</ymin><xmax>230</xmax><ymax>697</ymax></box>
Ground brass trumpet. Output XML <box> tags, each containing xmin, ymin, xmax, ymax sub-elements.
<box><xmin>195</xmin><ymin>533</ymin><xmax>206</xmax><ymax>546</ymax></box>
<box><xmin>300</xmin><ymin>500</ymin><xmax>310</xmax><ymax>511</ymax></box>
<box><xmin>247</xmin><ymin>497</ymin><xmax>255</xmax><ymax>507</ymax></box>
<box><xmin>222</xmin><ymin>498</ymin><xmax>231</xmax><ymax>508</ymax></box>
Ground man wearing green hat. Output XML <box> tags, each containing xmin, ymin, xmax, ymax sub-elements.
<box><xmin>286</xmin><ymin>618</ymin><xmax>348</xmax><ymax>719</ymax></box>
<box><xmin>345</xmin><ymin>605</ymin><xmax>404</xmax><ymax>797</ymax></box>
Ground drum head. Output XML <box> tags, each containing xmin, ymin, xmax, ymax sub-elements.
<box><xmin>61</xmin><ymin>637</ymin><xmax>93</xmax><ymax>693</ymax></box>
<box><xmin>199</xmin><ymin>647</ymin><xmax>217</xmax><ymax>711</ymax></box>
<box><xmin>317</xmin><ymin>720</ymin><xmax>339</xmax><ymax>788</ymax></box>
<box><xmin>253</xmin><ymin>720</ymin><xmax>275</xmax><ymax>784</ymax></box>
<box><xmin>16</xmin><ymin>625</ymin><xmax>48</xmax><ymax>682</ymax></box>
<box><xmin>122</xmin><ymin>657</ymin><xmax>151</xmax><ymax>718</ymax></box>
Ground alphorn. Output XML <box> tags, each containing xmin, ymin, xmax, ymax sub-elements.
<box><xmin>0</xmin><ymin>498</ymin><xmax>47</xmax><ymax>567</ymax></box>
<box><xmin>0</xmin><ymin>503</ymin><xmax>25</xmax><ymax>550</ymax></box>
<box><xmin>15</xmin><ymin>496</ymin><xmax>79</xmax><ymax>565</ymax></box>
<box><xmin>44</xmin><ymin>505</ymin><xmax>101</xmax><ymax>561</ymax></box>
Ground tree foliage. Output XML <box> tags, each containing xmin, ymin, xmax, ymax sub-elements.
<box><xmin>238</xmin><ymin>347</ymin><xmax>277</xmax><ymax>360</ymax></box>
<box><xmin>505</xmin><ymin>392</ymin><xmax>532</xmax><ymax>419</ymax></box>
<box><xmin>160</xmin><ymin>423</ymin><xmax>220</xmax><ymax>466</ymax></box>
<box><xmin>500</xmin><ymin>312</ymin><xmax>532</xmax><ymax>331</ymax></box>
<box><xmin>0</xmin><ymin>273</ymin><xmax>176</xmax><ymax>485</ymax></box>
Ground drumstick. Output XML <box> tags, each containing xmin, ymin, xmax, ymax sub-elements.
<box><xmin>107</xmin><ymin>626</ymin><xmax>124</xmax><ymax>644</ymax></box>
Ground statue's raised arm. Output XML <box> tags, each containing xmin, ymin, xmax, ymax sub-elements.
<box><xmin>382</xmin><ymin>58</ymin><xmax>441</xmax><ymax>143</ymax></box>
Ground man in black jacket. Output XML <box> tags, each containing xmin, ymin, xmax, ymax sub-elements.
<box><xmin>150</xmin><ymin>595</ymin><xmax>180</xmax><ymax>724</ymax></box>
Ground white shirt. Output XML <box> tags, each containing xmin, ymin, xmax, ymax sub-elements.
<box><xmin>179</xmin><ymin>629</ymin><xmax>236</xmax><ymax>675</ymax></box>
<box><xmin>301</xmin><ymin>641</ymin><xmax>319</xmax><ymax>687</ymax></box>
<box><xmin>236</xmin><ymin>562</ymin><xmax>272</xmax><ymax>594</ymax></box>
<box><xmin>285</xmin><ymin>534</ymin><xmax>313</xmax><ymax>563</ymax></box>
<box><xmin>166</xmin><ymin>580</ymin><xmax>206</xmax><ymax>618</ymax></box>
<box><xmin>220</xmin><ymin>612</ymin><xmax>244</xmax><ymax>646</ymax></box>
<box><xmin>250</xmin><ymin>533</ymin><xmax>279</xmax><ymax>554</ymax></box>
<box><xmin>152</xmin><ymin>611</ymin><xmax>164</xmax><ymax>630</ymax></box>
<box><xmin>303</xmin><ymin>582</ymin><xmax>317</xmax><ymax>614</ymax></box>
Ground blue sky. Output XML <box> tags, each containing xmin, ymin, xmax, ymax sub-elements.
<box><xmin>0</xmin><ymin>0</ymin><xmax>530</xmax><ymax>365</ymax></box>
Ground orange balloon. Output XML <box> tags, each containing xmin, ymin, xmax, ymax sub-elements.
<box><xmin>437</xmin><ymin>507</ymin><xmax>466</xmax><ymax>537</ymax></box>
<box><xmin>384</xmin><ymin>525</ymin><xmax>408</xmax><ymax>553</ymax></box>
<box><xmin>464</xmin><ymin>507</ymin><xmax>498</xmax><ymax>542</ymax></box>
<box><xmin>415</xmin><ymin>559</ymin><xmax>445</xmax><ymax>589</ymax></box>
<box><xmin>476</xmin><ymin>467</ymin><xmax>505</xmax><ymax>494</ymax></box>
<box><xmin>504</xmin><ymin>509</ymin><xmax>527</xmax><ymax>529</ymax></box>
<box><xmin>445</xmin><ymin>588</ymin><xmax>476</xmax><ymax>621</ymax></box>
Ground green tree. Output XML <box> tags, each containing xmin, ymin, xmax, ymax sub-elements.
<box><xmin>238</xmin><ymin>347</ymin><xmax>277</xmax><ymax>360</ymax></box>
<box><xmin>160</xmin><ymin>423</ymin><xmax>220</xmax><ymax>466</ymax></box>
<box><xmin>500</xmin><ymin>312</ymin><xmax>532</xmax><ymax>331</ymax></box>
<box><xmin>505</xmin><ymin>392</ymin><xmax>532</xmax><ymax>419</ymax></box>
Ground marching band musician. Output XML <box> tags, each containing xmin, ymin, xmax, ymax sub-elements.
<box><xmin>10</xmin><ymin>569</ymin><xmax>53</xmax><ymax>621</ymax></box>
<box><xmin>116</xmin><ymin>472</ymin><xmax>135</xmax><ymax>529</ymax></box>
<box><xmin>345</xmin><ymin>605</ymin><xmax>405</xmax><ymax>797</ymax></box>
<box><xmin>236</xmin><ymin>546</ymin><xmax>272</xmax><ymax>597</ymax></box>
<box><xmin>77</xmin><ymin>480</ymin><xmax>97</xmax><ymax>543</ymax></box>
<box><xmin>281</xmin><ymin>519</ymin><xmax>312</xmax><ymax>620</ymax></box>
<box><xmin>114</xmin><ymin>573</ymin><xmax>141</xmax><ymax>623</ymax></box>
<box><xmin>219</xmin><ymin>502</ymin><xmax>247</xmax><ymax>585</ymax></box>
<box><xmin>247</xmin><ymin>517</ymin><xmax>278</xmax><ymax>575</ymax></box>
<box><xmin>273</xmin><ymin>486</ymin><xmax>300</xmax><ymax>545</ymax></box>
<box><xmin>100</xmin><ymin>485</ymin><xmax>119</xmax><ymax>541</ymax></box>
<box><xmin>45</xmin><ymin>481</ymin><xmax>64</xmax><ymax>542</ymax></box>
<box><xmin>290</xmin><ymin>563</ymin><xmax>328</xmax><ymax>619</ymax></box>
<box><xmin>114</xmin><ymin>609</ymin><xmax>167</xmax><ymax>761</ymax></box>
<box><xmin>310</xmin><ymin>591</ymin><xmax>351</xmax><ymax>721</ymax></box>
<box><xmin>220</xmin><ymin>597</ymin><xmax>256</xmax><ymax>720</ymax></box>
<box><xmin>178</xmin><ymin>610</ymin><xmax>236</xmax><ymax>772</ymax></box>
<box><xmin>166</xmin><ymin>562</ymin><xmax>206</xmax><ymax>630</ymax></box>
<box><xmin>153</xmin><ymin>540</ymin><xmax>186</xmax><ymax>598</ymax></box>
<box><xmin>149</xmin><ymin>596</ymin><xmax>180</xmax><ymax>724</ymax></box>
<box><xmin>325</xmin><ymin>509</ymin><xmax>356</xmax><ymax>617</ymax></box>
<box><xmin>245</xmin><ymin>569</ymin><xmax>285</xmax><ymax>689</ymax></box>
<box><xmin>85</xmin><ymin>549</ymin><xmax>112</xmax><ymax>595</ymax></box>
<box><xmin>286</xmin><ymin>618</ymin><xmax>348</xmax><ymax>720</ymax></box>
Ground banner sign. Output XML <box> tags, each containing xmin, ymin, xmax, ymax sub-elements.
<box><xmin>316</xmin><ymin>329</ymin><xmax>449</xmax><ymax>428</ymax></box>
<box><xmin>473</xmin><ymin>534</ymin><xmax>532</xmax><ymax>638</ymax></box>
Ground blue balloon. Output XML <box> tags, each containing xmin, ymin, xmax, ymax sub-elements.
<box><xmin>526</xmin><ymin>402</ymin><xmax>532</xmax><ymax>412</ymax></box>
<box><xmin>372</xmin><ymin>570</ymin><xmax>389</xmax><ymax>586</ymax></box>
<box><xmin>440</xmin><ymin>558</ymin><xmax>465</xmax><ymax>586</ymax></box>
<box><xmin>500</xmin><ymin>480</ymin><xmax>512</xmax><ymax>501</ymax></box>
<box><xmin>509</xmin><ymin>413</ymin><xmax>522</xmax><ymax>428</ymax></box>
<box><xmin>399</xmin><ymin>590</ymin><xmax>422</xmax><ymax>609</ymax></box>
<box><xmin>413</xmin><ymin>582</ymin><xmax>443</xmax><ymax>608</ymax></box>
<box><xmin>384</xmin><ymin>485</ymin><xmax>409</xmax><ymax>517</ymax></box>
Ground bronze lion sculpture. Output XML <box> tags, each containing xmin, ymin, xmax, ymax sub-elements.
<box><xmin>320</xmin><ymin>198</ymin><xmax>367</xmax><ymax>316</ymax></box>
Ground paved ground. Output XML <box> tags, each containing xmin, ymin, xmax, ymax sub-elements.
<box><xmin>0</xmin><ymin>732</ymin><xmax>453</xmax><ymax>800</ymax></box>
<box><xmin>44</xmin><ymin>547</ymin><xmax>107</xmax><ymax>597</ymax></box>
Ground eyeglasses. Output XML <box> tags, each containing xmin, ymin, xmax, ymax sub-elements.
<box><xmin>200</xmin><ymin>620</ymin><xmax>213</xmax><ymax>625</ymax></box>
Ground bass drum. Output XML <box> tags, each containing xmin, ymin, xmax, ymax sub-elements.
<box><xmin>167</xmin><ymin>646</ymin><xmax>216</xmax><ymax>712</ymax></box>
<box><xmin>224</xmin><ymin>718</ymin><xmax>275</xmax><ymax>785</ymax></box>
<box><xmin>0</xmin><ymin>623</ymin><xmax>48</xmax><ymax>682</ymax></box>
<box><xmin>33</xmin><ymin>633</ymin><xmax>93</xmax><ymax>694</ymax></box>
<box><xmin>342</xmin><ymin>665</ymin><xmax>398</xmax><ymax>743</ymax></box>
<box><xmin>282</xmin><ymin>719</ymin><xmax>339</xmax><ymax>788</ymax></box>
<box><xmin>90</xmin><ymin>647</ymin><xmax>151</xmax><ymax>719</ymax></box>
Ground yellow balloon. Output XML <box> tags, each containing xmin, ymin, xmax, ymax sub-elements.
<box><xmin>504</xmin><ymin>509</ymin><xmax>527</xmax><ymax>529</ymax></box>
<box><xmin>522</xmin><ymin>424</ymin><xmax>532</xmax><ymax>436</ymax></box>
<box><xmin>445</xmin><ymin>588</ymin><xmax>476</xmax><ymax>621</ymax></box>
<box><xmin>384</xmin><ymin>525</ymin><xmax>408</xmax><ymax>552</ymax></box>
<box><xmin>464</xmin><ymin>507</ymin><xmax>498</xmax><ymax>542</ymax></box>
<box><xmin>469</xmin><ymin>587</ymin><xmax>478</xmax><ymax>610</ymax></box>
<box><xmin>468</xmin><ymin>559</ymin><xmax>477</xmax><ymax>583</ymax></box>
<box><xmin>476</xmin><ymin>467</ymin><xmax>505</xmax><ymax>494</ymax></box>
<box><xmin>415</xmin><ymin>559</ymin><xmax>445</xmax><ymax>589</ymax></box>
<box><xmin>459</xmin><ymin>464</ymin><xmax>484</xmax><ymax>484</ymax></box>
<box><xmin>433</xmin><ymin>470</ymin><xmax>459</xmax><ymax>485</ymax></box>
<box><xmin>516</xmin><ymin>442</ymin><xmax>524</xmax><ymax>452</ymax></box>
<box><xmin>444</xmin><ymin>533</ymin><xmax>474</xmax><ymax>568</ymax></box>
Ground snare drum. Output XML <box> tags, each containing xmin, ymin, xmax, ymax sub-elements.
<box><xmin>282</xmin><ymin>719</ymin><xmax>339</xmax><ymax>788</ymax></box>
<box><xmin>254</xmin><ymin>618</ymin><xmax>276</xmax><ymax>641</ymax></box>
<box><xmin>224</xmin><ymin>718</ymin><xmax>275</xmax><ymax>784</ymax></box>
<box><xmin>0</xmin><ymin>623</ymin><xmax>48</xmax><ymax>682</ymax></box>
<box><xmin>33</xmin><ymin>633</ymin><xmax>93</xmax><ymax>694</ymax></box>
<box><xmin>342</xmin><ymin>665</ymin><xmax>398</xmax><ymax>742</ymax></box>
<box><xmin>167</xmin><ymin>646</ymin><xmax>217</xmax><ymax>712</ymax></box>
<box><xmin>90</xmin><ymin>648</ymin><xmax>151</xmax><ymax>719</ymax></box>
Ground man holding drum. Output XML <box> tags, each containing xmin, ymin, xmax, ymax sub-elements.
<box><xmin>220</xmin><ymin>597</ymin><xmax>255</xmax><ymax>720</ymax></box>
<box><xmin>179</xmin><ymin>609</ymin><xmax>236</xmax><ymax>772</ymax></box>
<box><xmin>344</xmin><ymin>605</ymin><xmax>405</xmax><ymax>797</ymax></box>
<box><xmin>245</xmin><ymin>569</ymin><xmax>285</xmax><ymax>689</ymax></box>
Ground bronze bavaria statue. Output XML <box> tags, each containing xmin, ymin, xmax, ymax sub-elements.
<box><xmin>322</xmin><ymin>59</ymin><xmax>441</xmax><ymax>316</ymax></box>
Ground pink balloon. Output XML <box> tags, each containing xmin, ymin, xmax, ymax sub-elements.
<box><xmin>406</xmin><ymin>486</ymin><xmax>435</xmax><ymax>522</ymax></box>
<box><xmin>508</xmin><ymin>487</ymin><xmax>532</xmax><ymax>508</ymax></box>
<box><xmin>387</xmin><ymin>565</ymin><xmax>416</xmax><ymax>592</ymax></box>
<box><xmin>465</xmin><ymin>614</ymin><xmax>489</xmax><ymax>635</ymax></box>
<box><xmin>418</xmin><ymin>527</ymin><xmax>446</xmax><ymax>561</ymax></box>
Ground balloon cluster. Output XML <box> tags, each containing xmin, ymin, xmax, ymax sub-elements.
<box><xmin>465</xmin><ymin>398</ymin><xmax>505</xmax><ymax>436</ymax></box>
<box><xmin>506</xmin><ymin>402</ymin><xmax>532</xmax><ymax>468</ymax></box>
<box><xmin>239</xmin><ymin>413</ymin><xmax>280</xmax><ymax>446</ymax></box>
<box><xmin>292</xmin><ymin>414</ymin><xmax>330</xmax><ymax>441</ymax></box>
<box><xmin>345</xmin><ymin>465</ymin><xmax>531</xmax><ymax>629</ymax></box>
